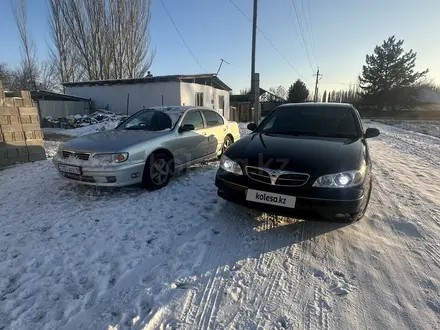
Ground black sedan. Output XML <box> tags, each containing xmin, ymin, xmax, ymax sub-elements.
<box><xmin>215</xmin><ymin>103</ymin><xmax>380</xmax><ymax>223</ymax></box>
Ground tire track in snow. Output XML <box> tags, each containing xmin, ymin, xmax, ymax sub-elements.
<box><xmin>364</xmin><ymin>157</ymin><xmax>440</xmax><ymax>328</ymax></box>
<box><xmin>177</xmin><ymin>203</ymin><xmax>252</xmax><ymax>329</ymax></box>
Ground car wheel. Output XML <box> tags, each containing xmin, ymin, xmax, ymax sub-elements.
<box><xmin>347</xmin><ymin>178</ymin><xmax>373</xmax><ymax>223</ymax></box>
<box><xmin>219</xmin><ymin>135</ymin><xmax>233</xmax><ymax>158</ymax></box>
<box><xmin>141</xmin><ymin>152</ymin><xmax>172</xmax><ymax>190</ymax></box>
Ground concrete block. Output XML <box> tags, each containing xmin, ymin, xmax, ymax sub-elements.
<box><xmin>7</xmin><ymin>156</ymin><xmax>29</xmax><ymax>166</ymax></box>
<box><xmin>7</xmin><ymin>148</ymin><xmax>19</xmax><ymax>158</ymax></box>
<box><xmin>0</xmin><ymin>125</ymin><xmax>25</xmax><ymax>142</ymax></box>
<box><xmin>9</xmin><ymin>91</ymin><xmax>31</xmax><ymax>99</ymax></box>
<box><xmin>29</xmin><ymin>153</ymin><xmax>46</xmax><ymax>162</ymax></box>
<box><xmin>13</xmin><ymin>99</ymin><xmax>24</xmax><ymax>107</ymax></box>
<box><xmin>0</xmin><ymin>147</ymin><xmax>6</xmax><ymax>160</ymax></box>
<box><xmin>19</xmin><ymin>107</ymin><xmax>38</xmax><ymax>115</ymax></box>
<box><xmin>0</xmin><ymin>107</ymin><xmax>21</xmax><ymax>125</ymax></box>
<box><xmin>19</xmin><ymin>107</ymin><xmax>40</xmax><ymax>124</ymax></box>
<box><xmin>26</xmin><ymin>144</ymin><xmax>45</xmax><ymax>155</ymax></box>
<box><xmin>4</xmin><ymin>99</ymin><xmax>14</xmax><ymax>107</ymax></box>
<box><xmin>2</xmin><ymin>140</ymin><xmax>26</xmax><ymax>148</ymax></box>
<box><xmin>22</xmin><ymin>98</ymin><xmax>33</xmax><ymax>107</ymax></box>
<box><xmin>22</xmin><ymin>124</ymin><xmax>43</xmax><ymax>140</ymax></box>
<box><xmin>0</xmin><ymin>106</ymin><xmax>20</xmax><ymax>116</ymax></box>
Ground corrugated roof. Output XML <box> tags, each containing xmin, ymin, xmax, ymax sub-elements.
<box><xmin>62</xmin><ymin>74</ymin><xmax>232</xmax><ymax>91</ymax></box>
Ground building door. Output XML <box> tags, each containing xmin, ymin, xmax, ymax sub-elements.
<box><xmin>218</xmin><ymin>95</ymin><xmax>225</xmax><ymax>116</ymax></box>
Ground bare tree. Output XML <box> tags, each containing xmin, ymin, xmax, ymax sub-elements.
<box><xmin>37</xmin><ymin>60</ymin><xmax>59</xmax><ymax>91</ymax></box>
<box><xmin>268</xmin><ymin>86</ymin><xmax>287</xmax><ymax>102</ymax></box>
<box><xmin>48</xmin><ymin>0</ymin><xmax>155</xmax><ymax>82</ymax></box>
<box><xmin>48</xmin><ymin>0</ymin><xmax>82</xmax><ymax>83</ymax></box>
<box><xmin>10</xmin><ymin>0</ymin><xmax>39</xmax><ymax>90</ymax></box>
<box><xmin>0</xmin><ymin>63</ymin><xmax>12</xmax><ymax>88</ymax></box>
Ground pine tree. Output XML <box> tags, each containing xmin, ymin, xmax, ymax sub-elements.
<box><xmin>322</xmin><ymin>90</ymin><xmax>327</xmax><ymax>102</ymax></box>
<box><xmin>330</xmin><ymin>91</ymin><xmax>336</xmax><ymax>103</ymax></box>
<box><xmin>287</xmin><ymin>79</ymin><xmax>309</xmax><ymax>103</ymax></box>
<box><xmin>359</xmin><ymin>36</ymin><xmax>428</xmax><ymax>109</ymax></box>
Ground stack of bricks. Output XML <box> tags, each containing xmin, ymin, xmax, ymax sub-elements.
<box><xmin>0</xmin><ymin>81</ymin><xmax>46</xmax><ymax>168</ymax></box>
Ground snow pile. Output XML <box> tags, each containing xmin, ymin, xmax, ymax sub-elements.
<box><xmin>42</xmin><ymin>110</ymin><xmax>128</xmax><ymax>135</ymax></box>
<box><xmin>375</xmin><ymin>119</ymin><xmax>440</xmax><ymax>138</ymax></box>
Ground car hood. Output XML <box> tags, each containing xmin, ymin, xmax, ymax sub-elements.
<box><xmin>61</xmin><ymin>129</ymin><xmax>170</xmax><ymax>153</ymax></box>
<box><xmin>226</xmin><ymin>133</ymin><xmax>364</xmax><ymax>175</ymax></box>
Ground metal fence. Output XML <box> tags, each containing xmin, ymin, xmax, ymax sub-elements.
<box><xmin>37</xmin><ymin>100</ymin><xmax>91</xmax><ymax>118</ymax></box>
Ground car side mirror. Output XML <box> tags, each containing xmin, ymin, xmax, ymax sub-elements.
<box><xmin>247</xmin><ymin>123</ymin><xmax>257</xmax><ymax>131</ymax></box>
<box><xmin>178</xmin><ymin>124</ymin><xmax>195</xmax><ymax>133</ymax></box>
<box><xmin>364</xmin><ymin>127</ymin><xmax>380</xmax><ymax>139</ymax></box>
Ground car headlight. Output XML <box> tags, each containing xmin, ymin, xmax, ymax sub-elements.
<box><xmin>93</xmin><ymin>152</ymin><xmax>129</xmax><ymax>163</ymax></box>
<box><xmin>313</xmin><ymin>163</ymin><xmax>366</xmax><ymax>188</ymax></box>
<box><xmin>220</xmin><ymin>155</ymin><xmax>243</xmax><ymax>175</ymax></box>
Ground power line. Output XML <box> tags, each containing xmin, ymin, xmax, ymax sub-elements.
<box><xmin>305</xmin><ymin>0</ymin><xmax>318</xmax><ymax>68</ymax></box>
<box><xmin>290</xmin><ymin>0</ymin><xmax>316</xmax><ymax>73</ymax></box>
<box><xmin>227</xmin><ymin>0</ymin><xmax>309</xmax><ymax>83</ymax></box>
<box><xmin>321</xmin><ymin>76</ymin><xmax>351</xmax><ymax>86</ymax></box>
<box><xmin>159</xmin><ymin>0</ymin><xmax>205</xmax><ymax>72</ymax></box>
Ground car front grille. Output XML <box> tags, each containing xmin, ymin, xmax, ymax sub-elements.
<box><xmin>62</xmin><ymin>151</ymin><xmax>90</xmax><ymax>161</ymax></box>
<box><xmin>63</xmin><ymin>173</ymin><xmax>95</xmax><ymax>183</ymax></box>
<box><xmin>246</xmin><ymin>166</ymin><xmax>309</xmax><ymax>187</ymax></box>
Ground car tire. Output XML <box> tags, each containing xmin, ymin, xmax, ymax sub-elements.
<box><xmin>219</xmin><ymin>135</ymin><xmax>233</xmax><ymax>158</ymax></box>
<box><xmin>346</xmin><ymin>178</ymin><xmax>373</xmax><ymax>223</ymax></box>
<box><xmin>141</xmin><ymin>152</ymin><xmax>172</xmax><ymax>190</ymax></box>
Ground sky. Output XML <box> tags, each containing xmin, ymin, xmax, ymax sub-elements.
<box><xmin>0</xmin><ymin>0</ymin><xmax>439</xmax><ymax>94</ymax></box>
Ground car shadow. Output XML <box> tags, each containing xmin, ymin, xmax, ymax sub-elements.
<box><xmin>103</xmin><ymin>202</ymin><xmax>350</xmax><ymax>330</ymax></box>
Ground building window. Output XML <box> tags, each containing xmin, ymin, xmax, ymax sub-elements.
<box><xmin>195</xmin><ymin>92</ymin><xmax>204</xmax><ymax>106</ymax></box>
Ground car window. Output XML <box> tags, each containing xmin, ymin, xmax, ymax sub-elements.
<box><xmin>202</xmin><ymin>110</ymin><xmax>221</xmax><ymax>127</ymax></box>
<box><xmin>215</xmin><ymin>113</ymin><xmax>224</xmax><ymax>125</ymax></box>
<box><xmin>118</xmin><ymin>110</ymin><xmax>172</xmax><ymax>131</ymax></box>
<box><xmin>182</xmin><ymin>111</ymin><xmax>204</xmax><ymax>130</ymax></box>
<box><xmin>256</xmin><ymin>106</ymin><xmax>360</xmax><ymax>138</ymax></box>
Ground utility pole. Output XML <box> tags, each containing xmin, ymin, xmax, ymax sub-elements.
<box><xmin>250</xmin><ymin>0</ymin><xmax>260</xmax><ymax>123</ymax></box>
<box><xmin>313</xmin><ymin>68</ymin><xmax>323</xmax><ymax>102</ymax></box>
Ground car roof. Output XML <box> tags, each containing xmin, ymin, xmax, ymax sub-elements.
<box><xmin>279</xmin><ymin>102</ymin><xmax>353</xmax><ymax>108</ymax></box>
<box><xmin>144</xmin><ymin>106</ymin><xmax>216</xmax><ymax>115</ymax></box>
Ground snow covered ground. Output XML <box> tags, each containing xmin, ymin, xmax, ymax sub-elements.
<box><xmin>1</xmin><ymin>122</ymin><xmax>440</xmax><ymax>330</ymax></box>
<box><xmin>375</xmin><ymin>119</ymin><xmax>440</xmax><ymax>138</ymax></box>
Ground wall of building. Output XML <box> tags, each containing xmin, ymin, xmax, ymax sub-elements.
<box><xmin>180</xmin><ymin>82</ymin><xmax>231</xmax><ymax>119</ymax></box>
<box><xmin>65</xmin><ymin>82</ymin><xmax>181</xmax><ymax>115</ymax></box>
<box><xmin>38</xmin><ymin>100</ymin><xmax>91</xmax><ymax>118</ymax></box>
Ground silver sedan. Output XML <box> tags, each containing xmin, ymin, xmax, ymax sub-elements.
<box><xmin>53</xmin><ymin>106</ymin><xmax>241</xmax><ymax>189</ymax></box>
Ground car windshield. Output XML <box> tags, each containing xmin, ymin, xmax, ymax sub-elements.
<box><xmin>256</xmin><ymin>105</ymin><xmax>360</xmax><ymax>138</ymax></box>
<box><xmin>117</xmin><ymin>109</ymin><xmax>173</xmax><ymax>131</ymax></box>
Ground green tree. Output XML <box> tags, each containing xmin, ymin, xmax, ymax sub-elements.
<box><xmin>359</xmin><ymin>36</ymin><xmax>428</xmax><ymax>110</ymax></box>
<box><xmin>322</xmin><ymin>90</ymin><xmax>327</xmax><ymax>102</ymax></box>
<box><xmin>287</xmin><ymin>79</ymin><xmax>309</xmax><ymax>103</ymax></box>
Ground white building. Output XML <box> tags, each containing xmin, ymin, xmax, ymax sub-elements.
<box><xmin>63</xmin><ymin>73</ymin><xmax>232</xmax><ymax>118</ymax></box>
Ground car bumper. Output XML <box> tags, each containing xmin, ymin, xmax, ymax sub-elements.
<box><xmin>53</xmin><ymin>158</ymin><xmax>145</xmax><ymax>187</ymax></box>
<box><xmin>215</xmin><ymin>169</ymin><xmax>367</xmax><ymax>219</ymax></box>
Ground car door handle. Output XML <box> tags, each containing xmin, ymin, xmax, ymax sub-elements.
<box><xmin>202</xmin><ymin>132</ymin><xmax>207</xmax><ymax>136</ymax></box>
<box><xmin>223</xmin><ymin>128</ymin><xmax>227</xmax><ymax>131</ymax></box>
